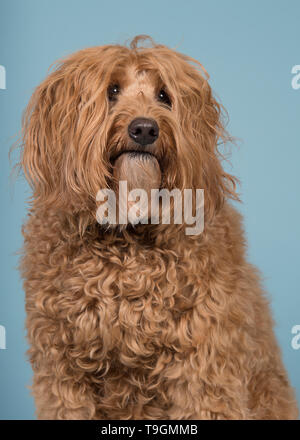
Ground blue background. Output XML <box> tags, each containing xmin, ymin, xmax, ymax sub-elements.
<box><xmin>0</xmin><ymin>0</ymin><xmax>299</xmax><ymax>419</ymax></box>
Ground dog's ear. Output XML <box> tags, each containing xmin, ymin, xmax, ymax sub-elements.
<box><xmin>195</xmin><ymin>79</ymin><xmax>239</xmax><ymax>220</ymax></box>
<box><xmin>21</xmin><ymin>72</ymin><xmax>68</xmax><ymax>203</ymax></box>
<box><xmin>20</xmin><ymin>50</ymin><xmax>110</xmax><ymax>209</ymax></box>
<box><xmin>21</xmin><ymin>62</ymin><xmax>92</xmax><ymax>208</ymax></box>
<box><xmin>177</xmin><ymin>62</ymin><xmax>239</xmax><ymax>221</ymax></box>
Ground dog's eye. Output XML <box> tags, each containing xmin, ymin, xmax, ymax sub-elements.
<box><xmin>157</xmin><ymin>89</ymin><xmax>171</xmax><ymax>107</ymax></box>
<box><xmin>108</xmin><ymin>84</ymin><xmax>120</xmax><ymax>101</ymax></box>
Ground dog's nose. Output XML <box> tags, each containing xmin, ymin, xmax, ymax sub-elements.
<box><xmin>128</xmin><ymin>118</ymin><xmax>159</xmax><ymax>146</ymax></box>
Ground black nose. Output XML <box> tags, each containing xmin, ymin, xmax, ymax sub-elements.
<box><xmin>128</xmin><ymin>118</ymin><xmax>159</xmax><ymax>146</ymax></box>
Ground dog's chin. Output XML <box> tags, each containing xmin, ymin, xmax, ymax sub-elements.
<box><xmin>112</xmin><ymin>151</ymin><xmax>161</xmax><ymax>192</ymax></box>
<box><xmin>110</xmin><ymin>151</ymin><xmax>161</xmax><ymax>226</ymax></box>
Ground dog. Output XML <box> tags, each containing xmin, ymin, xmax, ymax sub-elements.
<box><xmin>19</xmin><ymin>35</ymin><xmax>298</xmax><ymax>419</ymax></box>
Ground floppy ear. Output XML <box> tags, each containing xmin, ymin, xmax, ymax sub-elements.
<box><xmin>20</xmin><ymin>60</ymin><xmax>90</xmax><ymax>210</ymax></box>
<box><xmin>195</xmin><ymin>79</ymin><xmax>239</xmax><ymax>220</ymax></box>
<box><xmin>21</xmin><ymin>72</ymin><xmax>68</xmax><ymax>204</ymax></box>
<box><xmin>178</xmin><ymin>59</ymin><xmax>239</xmax><ymax>221</ymax></box>
<box><xmin>21</xmin><ymin>50</ymin><xmax>111</xmax><ymax>210</ymax></box>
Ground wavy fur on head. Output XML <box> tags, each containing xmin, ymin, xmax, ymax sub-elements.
<box><xmin>19</xmin><ymin>35</ymin><xmax>298</xmax><ymax>419</ymax></box>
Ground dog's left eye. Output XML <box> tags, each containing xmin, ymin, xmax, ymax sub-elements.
<box><xmin>108</xmin><ymin>84</ymin><xmax>120</xmax><ymax>101</ymax></box>
<box><xmin>157</xmin><ymin>89</ymin><xmax>171</xmax><ymax>107</ymax></box>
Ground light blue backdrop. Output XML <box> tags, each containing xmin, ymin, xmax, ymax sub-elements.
<box><xmin>0</xmin><ymin>0</ymin><xmax>299</xmax><ymax>419</ymax></box>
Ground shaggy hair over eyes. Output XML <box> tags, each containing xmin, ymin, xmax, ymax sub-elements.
<box><xmin>18</xmin><ymin>35</ymin><xmax>298</xmax><ymax>420</ymax></box>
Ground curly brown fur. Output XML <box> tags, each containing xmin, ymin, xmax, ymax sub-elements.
<box><xmin>19</xmin><ymin>35</ymin><xmax>298</xmax><ymax>419</ymax></box>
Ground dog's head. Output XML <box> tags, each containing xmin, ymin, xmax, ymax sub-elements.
<box><xmin>21</xmin><ymin>35</ymin><xmax>238</xmax><ymax>228</ymax></box>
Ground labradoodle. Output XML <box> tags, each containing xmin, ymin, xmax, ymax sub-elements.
<box><xmin>19</xmin><ymin>35</ymin><xmax>298</xmax><ymax>420</ymax></box>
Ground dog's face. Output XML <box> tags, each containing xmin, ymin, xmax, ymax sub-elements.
<box><xmin>21</xmin><ymin>36</ymin><xmax>237</xmax><ymax>226</ymax></box>
<box><xmin>106</xmin><ymin>63</ymin><xmax>175</xmax><ymax>199</ymax></box>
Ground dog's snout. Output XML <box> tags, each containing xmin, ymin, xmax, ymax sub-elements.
<box><xmin>128</xmin><ymin>118</ymin><xmax>159</xmax><ymax>146</ymax></box>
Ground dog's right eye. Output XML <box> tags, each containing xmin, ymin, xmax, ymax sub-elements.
<box><xmin>108</xmin><ymin>84</ymin><xmax>120</xmax><ymax>102</ymax></box>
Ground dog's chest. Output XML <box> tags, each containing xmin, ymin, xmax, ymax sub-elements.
<box><xmin>92</xmin><ymin>245</ymin><xmax>199</xmax><ymax>362</ymax></box>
